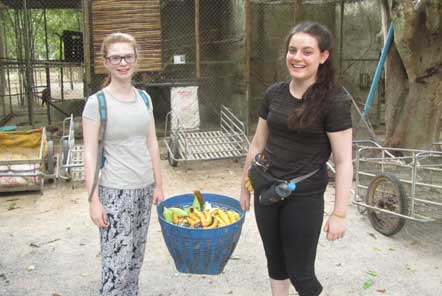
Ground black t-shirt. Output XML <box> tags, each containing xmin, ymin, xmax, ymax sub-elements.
<box><xmin>259</xmin><ymin>82</ymin><xmax>352</xmax><ymax>194</ymax></box>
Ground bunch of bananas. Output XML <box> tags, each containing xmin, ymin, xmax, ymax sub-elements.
<box><xmin>163</xmin><ymin>191</ymin><xmax>241</xmax><ymax>229</ymax></box>
<box><xmin>163</xmin><ymin>206</ymin><xmax>241</xmax><ymax>229</ymax></box>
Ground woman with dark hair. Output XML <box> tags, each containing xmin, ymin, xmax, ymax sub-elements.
<box><xmin>240</xmin><ymin>21</ymin><xmax>353</xmax><ymax>296</ymax></box>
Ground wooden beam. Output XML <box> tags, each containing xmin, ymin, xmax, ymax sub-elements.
<box><xmin>82</xmin><ymin>0</ymin><xmax>92</xmax><ymax>95</ymax></box>
<box><xmin>195</xmin><ymin>0</ymin><xmax>200</xmax><ymax>80</ymax></box>
<box><xmin>244</xmin><ymin>0</ymin><xmax>251</xmax><ymax>130</ymax></box>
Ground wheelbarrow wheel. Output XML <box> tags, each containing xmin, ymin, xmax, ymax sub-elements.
<box><xmin>167</xmin><ymin>138</ymin><xmax>179</xmax><ymax>167</ymax></box>
<box><xmin>365</xmin><ymin>173</ymin><xmax>408</xmax><ymax>236</ymax></box>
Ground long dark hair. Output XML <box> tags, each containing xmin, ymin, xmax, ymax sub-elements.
<box><xmin>286</xmin><ymin>21</ymin><xmax>339</xmax><ymax>129</ymax></box>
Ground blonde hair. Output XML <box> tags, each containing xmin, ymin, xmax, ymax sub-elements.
<box><xmin>100</xmin><ymin>32</ymin><xmax>138</xmax><ymax>87</ymax></box>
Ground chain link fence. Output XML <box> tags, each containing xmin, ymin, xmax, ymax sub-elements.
<box><xmin>0</xmin><ymin>1</ymin><xmax>84</xmax><ymax>131</ymax></box>
<box><xmin>0</xmin><ymin>0</ymin><xmax>383</xmax><ymax>140</ymax></box>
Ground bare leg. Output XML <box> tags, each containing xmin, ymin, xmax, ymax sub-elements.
<box><xmin>270</xmin><ymin>278</ymin><xmax>290</xmax><ymax>296</ymax></box>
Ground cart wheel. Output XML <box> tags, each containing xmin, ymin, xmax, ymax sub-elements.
<box><xmin>365</xmin><ymin>173</ymin><xmax>408</xmax><ymax>236</ymax></box>
<box><xmin>167</xmin><ymin>138</ymin><xmax>179</xmax><ymax>167</ymax></box>
<box><xmin>46</xmin><ymin>140</ymin><xmax>55</xmax><ymax>176</ymax></box>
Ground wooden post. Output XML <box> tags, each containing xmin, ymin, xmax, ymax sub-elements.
<box><xmin>43</xmin><ymin>9</ymin><xmax>51</xmax><ymax>124</ymax></box>
<box><xmin>0</xmin><ymin>10</ymin><xmax>6</xmax><ymax>118</ymax></box>
<box><xmin>82</xmin><ymin>0</ymin><xmax>92</xmax><ymax>96</ymax></box>
<box><xmin>244</xmin><ymin>0</ymin><xmax>251</xmax><ymax>131</ymax></box>
<box><xmin>339</xmin><ymin>0</ymin><xmax>344</xmax><ymax>79</ymax></box>
<box><xmin>23</xmin><ymin>0</ymin><xmax>33</xmax><ymax>126</ymax></box>
<box><xmin>195</xmin><ymin>0</ymin><xmax>201</xmax><ymax>80</ymax></box>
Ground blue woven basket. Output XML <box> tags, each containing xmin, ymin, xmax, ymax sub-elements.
<box><xmin>157</xmin><ymin>193</ymin><xmax>245</xmax><ymax>275</ymax></box>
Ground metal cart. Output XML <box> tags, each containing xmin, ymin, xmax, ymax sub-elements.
<box><xmin>0</xmin><ymin>127</ymin><xmax>55</xmax><ymax>194</ymax></box>
<box><xmin>352</xmin><ymin>140</ymin><xmax>442</xmax><ymax>236</ymax></box>
<box><xmin>164</xmin><ymin>105</ymin><xmax>249</xmax><ymax>167</ymax></box>
<box><xmin>58</xmin><ymin>115</ymin><xmax>84</xmax><ymax>187</ymax></box>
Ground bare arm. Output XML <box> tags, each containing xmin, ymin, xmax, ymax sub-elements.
<box><xmin>146</xmin><ymin>115</ymin><xmax>164</xmax><ymax>204</ymax></box>
<box><xmin>240</xmin><ymin>118</ymin><xmax>269</xmax><ymax>211</ymax></box>
<box><xmin>82</xmin><ymin>117</ymin><xmax>100</xmax><ymax>202</ymax></box>
<box><xmin>83</xmin><ymin>117</ymin><xmax>108</xmax><ymax>228</ymax></box>
<box><xmin>323</xmin><ymin>128</ymin><xmax>353</xmax><ymax>240</ymax></box>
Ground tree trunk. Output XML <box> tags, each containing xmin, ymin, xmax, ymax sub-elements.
<box><xmin>383</xmin><ymin>0</ymin><xmax>442</xmax><ymax>149</ymax></box>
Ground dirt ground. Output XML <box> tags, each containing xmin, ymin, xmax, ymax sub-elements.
<box><xmin>1</xmin><ymin>158</ymin><xmax>442</xmax><ymax>296</ymax></box>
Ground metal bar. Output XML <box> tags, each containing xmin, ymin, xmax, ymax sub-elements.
<box><xmin>362</xmin><ymin>23</ymin><xmax>394</xmax><ymax>118</ymax></box>
<box><xmin>352</xmin><ymin>201</ymin><xmax>434</xmax><ymax>222</ymax></box>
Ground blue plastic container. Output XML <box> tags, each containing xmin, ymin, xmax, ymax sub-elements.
<box><xmin>157</xmin><ymin>193</ymin><xmax>245</xmax><ymax>275</ymax></box>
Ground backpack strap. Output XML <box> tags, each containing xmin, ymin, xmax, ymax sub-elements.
<box><xmin>136</xmin><ymin>88</ymin><xmax>150</xmax><ymax>111</ymax></box>
<box><xmin>88</xmin><ymin>90</ymin><xmax>107</xmax><ymax>202</ymax></box>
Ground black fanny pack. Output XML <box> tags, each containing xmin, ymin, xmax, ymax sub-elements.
<box><xmin>248</xmin><ymin>153</ymin><xmax>318</xmax><ymax>206</ymax></box>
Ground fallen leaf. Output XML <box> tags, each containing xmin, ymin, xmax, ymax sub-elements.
<box><xmin>363</xmin><ymin>279</ymin><xmax>374</xmax><ymax>289</ymax></box>
<box><xmin>52</xmin><ymin>293</ymin><xmax>63</xmax><ymax>296</ymax></box>
<box><xmin>367</xmin><ymin>271</ymin><xmax>378</xmax><ymax>277</ymax></box>
<box><xmin>27</xmin><ymin>265</ymin><xmax>35</xmax><ymax>271</ymax></box>
<box><xmin>376</xmin><ymin>288</ymin><xmax>386</xmax><ymax>293</ymax></box>
<box><xmin>368</xmin><ymin>232</ymin><xmax>377</xmax><ymax>239</ymax></box>
<box><xmin>8</xmin><ymin>203</ymin><xmax>19</xmax><ymax>211</ymax></box>
<box><xmin>388</xmin><ymin>248</ymin><xmax>395</xmax><ymax>251</ymax></box>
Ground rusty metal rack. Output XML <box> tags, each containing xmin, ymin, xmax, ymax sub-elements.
<box><xmin>164</xmin><ymin>105</ymin><xmax>249</xmax><ymax>167</ymax></box>
<box><xmin>352</xmin><ymin>140</ymin><xmax>442</xmax><ymax>236</ymax></box>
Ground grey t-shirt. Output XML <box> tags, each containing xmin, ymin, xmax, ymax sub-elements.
<box><xmin>82</xmin><ymin>88</ymin><xmax>154</xmax><ymax>189</ymax></box>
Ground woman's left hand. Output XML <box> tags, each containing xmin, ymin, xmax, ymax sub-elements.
<box><xmin>323</xmin><ymin>214</ymin><xmax>346</xmax><ymax>241</ymax></box>
<box><xmin>152</xmin><ymin>187</ymin><xmax>164</xmax><ymax>205</ymax></box>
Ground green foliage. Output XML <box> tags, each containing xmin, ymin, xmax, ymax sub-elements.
<box><xmin>1</xmin><ymin>8</ymin><xmax>81</xmax><ymax>60</ymax></box>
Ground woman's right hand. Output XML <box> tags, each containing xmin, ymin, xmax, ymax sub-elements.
<box><xmin>240</xmin><ymin>181</ymin><xmax>252</xmax><ymax>212</ymax></box>
<box><xmin>89</xmin><ymin>199</ymin><xmax>109</xmax><ymax>228</ymax></box>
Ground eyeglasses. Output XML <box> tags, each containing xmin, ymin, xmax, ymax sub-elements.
<box><xmin>106</xmin><ymin>54</ymin><xmax>137</xmax><ymax>65</ymax></box>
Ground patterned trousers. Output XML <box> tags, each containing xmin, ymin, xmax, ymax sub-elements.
<box><xmin>98</xmin><ymin>185</ymin><xmax>154</xmax><ymax>296</ymax></box>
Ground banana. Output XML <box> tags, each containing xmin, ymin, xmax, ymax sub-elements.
<box><xmin>227</xmin><ymin>210</ymin><xmax>240</xmax><ymax>223</ymax></box>
<box><xmin>203</xmin><ymin>210</ymin><xmax>213</xmax><ymax>226</ymax></box>
<box><xmin>172</xmin><ymin>212</ymin><xmax>180</xmax><ymax>225</ymax></box>
<box><xmin>204</xmin><ymin>217</ymin><xmax>218</xmax><ymax>229</ymax></box>
<box><xmin>217</xmin><ymin>209</ymin><xmax>231</xmax><ymax>225</ymax></box>
<box><xmin>215</xmin><ymin>216</ymin><xmax>227</xmax><ymax>227</ymax></box>
<box><xmin>187</xmin><ymin>208</ymin><xmax>200</xmax><ymax>220</ymax></box>
<box><xmin>194</xmin><ymin>210</ymin><xmax>211</xmax><ymax>227</ymax></box>
<box><xmin>187</xmin><ymin>216</ymin><xmax>202</xmax><ymax>228</ymax></box>
<box><xmin>245</xmin><ymin>176</ymin><xmax>254</xmax><ymax>193</ymax></box>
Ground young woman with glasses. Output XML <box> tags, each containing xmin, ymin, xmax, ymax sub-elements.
<box><xmin>240</xmin><ymin>21</ymin><xmax>353</xmax><ymax>296</ymax></box>
<box><xmin>82</xmin><ymin>32</ymin><xmax>164</xmax><ymax>296</ymax></box>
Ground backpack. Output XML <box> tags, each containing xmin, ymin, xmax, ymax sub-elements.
<box><xmin>88</xmin><ymin>88</ymin><xmax>151</xmax><ymax>202</ymax></box>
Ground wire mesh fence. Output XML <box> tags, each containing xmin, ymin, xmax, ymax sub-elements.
<box><xmin>0</xmin><ymin>0</ymin><xmax>393</xmax><ymax>143</ymax></box>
